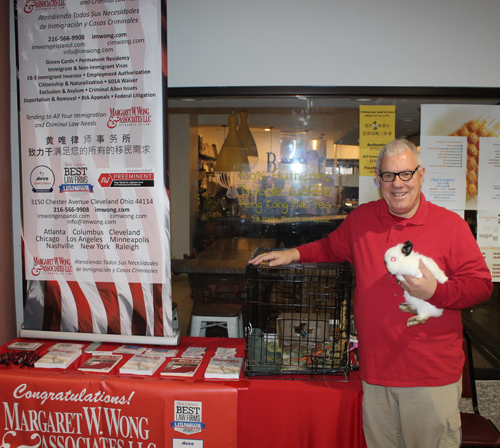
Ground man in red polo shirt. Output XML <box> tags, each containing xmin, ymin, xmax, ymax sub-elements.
<box><xmin>249</xmin><ymin>138</ymin><xmax>493</xmax><ymax>448</ymax></box>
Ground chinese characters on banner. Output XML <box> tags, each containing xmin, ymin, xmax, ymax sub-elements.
<box><xmin>358</xmin><ymin>105</ymin><xmax>396</xmax><ymax>204</ymax></box>
<box><xmin>16</xmin><ymin>0</ymin><xmax>173</xmax><ymax>336</ymax></box>
<box><xmin>420</xmin><ymin>105</ymin><xmax>500</xmax><ymax>280</ymax></box>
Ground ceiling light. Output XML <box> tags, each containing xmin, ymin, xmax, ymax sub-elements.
<box><xmin>237</xmin><ymin>110</ymin><xmax>258</xmax><ymax>169</ymax></box>
<box><xmin>214</xmin><ymin>114</ymin><xmax>250</xmax><ymax>199</ymax></box>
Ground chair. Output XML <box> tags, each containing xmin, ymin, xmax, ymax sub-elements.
<box><xmin>460</xmin><ymin>329</ymin><xmax>500</xmax><ymax>447</ymax></box>
<box><xmin>189</xmin><ymin>303</ymin><xmax>244</xmax><ymax>338</ymax></box>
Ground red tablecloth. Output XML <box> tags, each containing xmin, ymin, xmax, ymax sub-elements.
<box><xmin>238</xmin><ymin>371</ymin><xmax>366</xmax><ymax>448</ymax></box>
<box><xmin>0</xmin><ymin>337</ymin><xmax>366</xmax><ymax>448</ymax></box>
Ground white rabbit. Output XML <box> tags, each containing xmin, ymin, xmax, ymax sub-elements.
<box><xmin>384</xmin><ymin>240</ymin><xmax>448</xmax><ymax>327</ymax></box>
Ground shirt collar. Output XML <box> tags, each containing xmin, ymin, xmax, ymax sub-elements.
<box><xmin>377</xmin><ymin>192</ymin><xmax>428</xmax><ymax>226</ymax></box>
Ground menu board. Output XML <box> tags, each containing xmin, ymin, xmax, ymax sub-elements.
<box><xmin>17</xmin><ymin>0</ymin><xmax>165</xmax><ymax>284</ymax></box>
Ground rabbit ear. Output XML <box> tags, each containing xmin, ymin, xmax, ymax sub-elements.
<box><xmin>402</xmin><ymin>240</ymin><xmax>413</xmax><ymax>256</ymax></box>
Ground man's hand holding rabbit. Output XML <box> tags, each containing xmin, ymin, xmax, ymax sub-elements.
<box><xmin>400</xmin><ymin>260</ymin><xmax>438</xmax><ymax>301</ymax></box>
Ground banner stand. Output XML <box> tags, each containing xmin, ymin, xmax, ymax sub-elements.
<box><xmin>15</xmin><ymin>0</ymin><xmax>173</xmax><ymax>341</ymax></box>
<box><xmin>20</xmin><ymin>325</ymin><xmax>180</xmax><ymax>346</ymax></box>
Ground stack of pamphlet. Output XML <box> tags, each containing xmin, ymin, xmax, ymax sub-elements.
<box><xmin>79</xmin><ymin>354</ymin><xmax>123</xmax><ymax>373</ymax></box>
<box><xmin>7</xmin><ymin>341</ymin><xmax>44</xmax><ymax>351</ymax></box>
<box><xmin>50</xmin><ymin>343</ymin><xmax>85</xmax><ymax>352</ymax></box>
<box><xmin>204</xmin><ymin>347</ymin><xmax>243</xmax><ymax>379</ymax></box>
<box><xmin>160</xmin><ymin>358</ymin><xmax>203</xmax><ymax>377</ymax></box>
<box><xmin>35</xmin><ymin>346</ymin><xmax>82</xmax><ymax>369</ymax></box>
<box><xmin>119</xmin><ymin>353</ymin><xmax>166</xmax><ymax>376</ymax></box>
<box><xmin>181</xmin><ymin>347</ymin><xmax>206</xmax><ymax>358</ymax></box>
<box><xmin>145</xmin><ymin>348</ymin><xmax>178</xmax><ymax>357</ymax></box>
<box><xmin>113</xmin><ymin>345</ymin><xmax>146</xmax><ymax>355</ymax></box>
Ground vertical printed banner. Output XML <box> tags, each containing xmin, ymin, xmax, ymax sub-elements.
<box><xmin>358</xmin><ymin>105</ymin><xmax>396</xmax><ymax>204</ymax></box>
<box><xmin>16</xmin><ymin>0</ymin><xmax>172</xmax><ymax>337</ymax></box>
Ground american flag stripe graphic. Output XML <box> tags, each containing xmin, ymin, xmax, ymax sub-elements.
<box><xmin>28</xmin><ymin>280</ymin><xmax>169</xmax><ymax>336</ymax></box>
<box><xmin>129</xmin><ymin>283</ymin><xmax>148</xmax><ymax>335</ymax></box>
<box><xmin>67</xmin><ymin>281</ymin><xmax>94</xmax><ymax>333</ymax></box>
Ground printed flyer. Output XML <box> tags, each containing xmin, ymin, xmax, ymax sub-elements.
<box><xmin>477</xmin><ymin>211</ymin><xmax>500</xmax><ymax>282</ymax></box>
<box><xmin>16</xmin><ymin>0</ymin><xmax>171</xmax><ymax>336</ymax></box>
<box><xmin>358</xmin><ymin>105</ymin><xmax>395</xmax><ymax>204</ymax></box>
<box><xmin>418</xmin><ymin>135</ymin><xmax>467</xmax><ymax>210</ymax></box>
<box><xmin>359</xmin><ymin>105</ymin><xmax>396</xmax><ymax>176</ymax></box>
<box><xmin>421</xmin><ymin>104</ymin><xmax>500</xmax><ymax>279</ymax></box>
<box><xmin>420</xmin><ymin>104</ymin><xmax>500</xmax><ymax>210</ymax></box>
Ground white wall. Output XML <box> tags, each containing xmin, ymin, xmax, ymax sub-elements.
<box><xmin>167</xmin><ymin>0</ymin><xmax>500</xmax><ymax>88</ymax></box>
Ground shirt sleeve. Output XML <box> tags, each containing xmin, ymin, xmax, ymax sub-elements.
<box><xmin>296</xmin><ymin>212</ymin><xmax>355</xmax><ymax>264</ymax></box>
<box><xmin>427</xmin><ymin>220</ymin><xmax>493</xmax><ymax>310</ymax></box>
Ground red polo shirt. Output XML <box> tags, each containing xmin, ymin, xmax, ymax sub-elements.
<box><xmin>297</xmin><ymin>194</ymin><xmax>493</xmax><ymax>387</ymax></box>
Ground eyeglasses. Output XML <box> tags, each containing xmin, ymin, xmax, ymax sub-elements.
<box><xmin>378</xmin><ymin>166</ymin><xmax>420</xmax><ymax>182</ymax></box>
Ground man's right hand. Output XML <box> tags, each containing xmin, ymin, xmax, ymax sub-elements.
<box><xmin>248</xmin><ymin>248</ymin><xmax>300</xmax><ymax>267</ymax></box>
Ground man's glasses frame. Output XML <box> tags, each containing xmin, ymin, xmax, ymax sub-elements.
<box><xmin>378</xmin><ymin>166</ymin><xmax>420</xmax><ymax>182</ymax></box>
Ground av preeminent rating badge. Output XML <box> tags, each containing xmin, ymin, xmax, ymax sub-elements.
<box><xmin>98</xmin><ymin>173</ymin><xmax>155</xmax><ymax>188</ymax></box>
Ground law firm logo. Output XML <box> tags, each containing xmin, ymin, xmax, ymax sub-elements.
<box><xmin>107</xmin><ymin>107</ymin><xmax>152</xmax><ymax>128</ymax></box>
<box><xmin>24</xmin><ymin>0</ymin><xmax>66</xmax><ymax>13</ymax></box>
<box><xmin>32</xmin><ymin>256</ymin><xmax>73</xmax><ymax>276</ymax></box>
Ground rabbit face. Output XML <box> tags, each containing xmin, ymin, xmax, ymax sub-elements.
<box><xmin>384</xmin><ymin>241</ymin><xmax>418</xmax><ymax>277</ymax></box>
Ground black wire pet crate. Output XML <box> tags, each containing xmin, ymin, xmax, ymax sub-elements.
<box><xmin>245</xmin><ymin>248</ymin><xmax>354</xmax><ymax>379</ymax></box>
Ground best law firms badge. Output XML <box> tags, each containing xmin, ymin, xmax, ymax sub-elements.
<box><xmin>171</xmin><ymin>401</ymin><xmax>205</xmax><ymax>435</ymax></box>
<box><xmin>30</xmin><ymin>165</ymin><xmax>55</xmax><ymax>193</ymax></box>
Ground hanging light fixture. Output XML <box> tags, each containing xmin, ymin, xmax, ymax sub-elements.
<box><xmin>214</xmin><ymin>113</ymin><xmax>250</xmax><ymax>199</ymax></box>
<box><xmin>237</xmin><ymin>110</ymin><xmax>258</xmax><ymax>169</ymax></box>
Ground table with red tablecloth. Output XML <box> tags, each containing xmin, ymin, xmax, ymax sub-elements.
<box><xmin>0</xmin><ymin>337</ymin><xmax>366</xmax><ymax>448</ymax></box>
<box><xmin>238</xmin><ymin>370</ymin><xmax>366</xmax><ymax>448</ymax></box>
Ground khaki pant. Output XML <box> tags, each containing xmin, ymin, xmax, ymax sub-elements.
<box><xmin>362</xmin><ymin>379</ymin><xmax>462</xmax><ymax>448</ymax></box>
